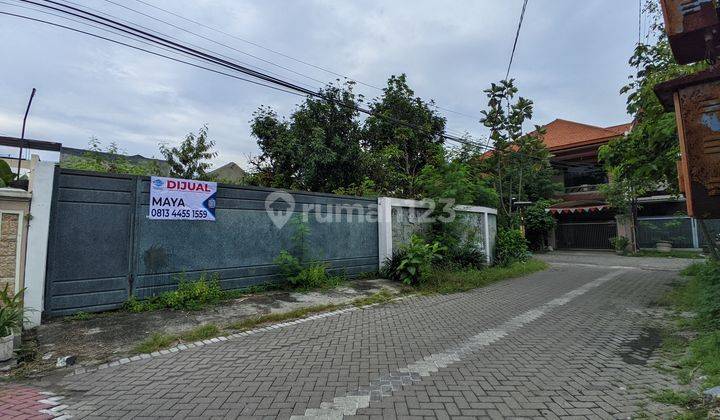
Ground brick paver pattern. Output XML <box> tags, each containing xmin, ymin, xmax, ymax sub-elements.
<box><xmin>52</xmin><ymin>262</ymin><xmax>679</xmax><ymax>419</ymax></box>
<box><xmin>0</xmin><ymin>384</ymin><xmax>67</xmax><ymax>419</ymax></box>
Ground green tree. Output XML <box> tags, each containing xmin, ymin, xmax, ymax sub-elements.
<box><xmin>417</xmin><ymin>148</ymin><xmax>498</xmax><ymax>207</ymax></box>
<box><xmin>523</xmin><ymin>199</ymin><xmax>557</xmax><ymax>250</ymax></box>
<box><xmin>249</xmin><ymin>81</ymin><xmax>365</xmax><ymax>192</ymax></box>
<box><xmin>363</xmin><ymin>74</ymin><xmax>446</xmax><ymax>197</ymax></box>
<box><xmin>479</xmin><ymin>79</ymin><xmax>557</xmax><ymax>226</ymax></box>
<box><xmin>160</xmin><ymin>125</ymin><xmax>217</xmax><ymax>180</ymax></box>
<box><xmin>598</xmin><ymin>0</ymin><xmax>707</xmax><ymax>251</ymax></box>
<box><xmin>0</xmin><ymin>160</ymin><xmax>14</xmax><ymax>187</ymax></box>
<box><xmin>62</xmin><ymin>138</ymin><xmax>159</xmax><ymax>176</ymax></box>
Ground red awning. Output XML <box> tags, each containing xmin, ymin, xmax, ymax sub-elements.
<box><xmin>547</xmin><ymin>204</ymin><xmax>609</xmax><ymax>214</ymax></box>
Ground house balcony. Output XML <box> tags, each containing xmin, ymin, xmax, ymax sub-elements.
<box><xmin>564</xmin><ymin>184</ymin><xmax>602</xmax><ymax>194</ymax></box>
<box><xmin>555</xmin><ymin>184</ymin><xmax>606</xmax><ymax>202</ymax></box>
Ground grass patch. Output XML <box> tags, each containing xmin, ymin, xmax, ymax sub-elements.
<box><xmin>352</xmin><ymin>289</ymin><xmax>395</xmax><ymax>307</ymax></box>
<box><xmin>633</xmin><ymin>250</ymin><xmax>705</xmax><ymax>259</ymax></box>
<box><xmin>680</xmin><ymin>262</ymin><xmax>707</xmax><ymax>277</ymax></box>
<box><xmin>227</xmin><ymin>303</ymin><xmax>340</xmax><ymax>331</ymax></box>
<box><xmin>123</xmin><ymin>270</ymin><xmax>346</xmax><ymax>314</ymax></box>
<box><xmin>125</xmin><ymin>260</ymin><xmax>546</xmax><ymax>357</ymax></box>
<box><xmin>67</xmin><ymin>311</ymin><xmax>92</xmax><ymax>321</ymax></box>
<box><xmin>415</xmin><ymin>259</ymin><xmax>548</xmax><ymax>294</ymax></box>
<box><xmin>221</xmin><ymin>284</ymin><xmax>276</xmax><ymax>300</ymax></box>
<box><xmin>650</xmin><ymin>389</ymin><xmax>701</xmax><ymax>406</ymax></box>
<box><xmin>682</xmin><ymin>331</ymin><xmax>720</xmax><ymax>387</ymax></box>
<box><xmin>132</xmin><ymin>324</ymin><xmax>223</xmax><ymax>354</ymax></box>
<box><xmin>180</xmin><ymin>324</ymin><xmax>220</xmax><ymax>342</ymax></box>
<box><xmin>128</xmin><ymin>288</ymin><xmax>402</xmax><ymax>356</ymax></box>
<box><xmin>353</xmin><ymin>271</ymin><xmax>380</xmax><ymax>280</ymax></box>
<box><xmin>295</xmin><ymin>272</ymin><xmax>344</xmax><ymax>292</ymax></box>
<box><xmin>132</xmin><ymin>291</ymin><xmax>400</xmax><ymax>355</ymax></box>
<box><xmin>125</xmin><ymin>273</ymin><xmax>224</xmax><ymax>312</ymax></box>
<box><xmin>649</xmin><ymin>389</ymin><xmax>708</xmax><ymax>418</ymax></box>
<box><xmin>133</xmin><ymin>332</ymin><xmax>176</xmax><ymax>354</ymax></box>
<box><xmin>651</xmin><ymin>259</ymin><xmax>720</xmax><ymax>419</ymax></box>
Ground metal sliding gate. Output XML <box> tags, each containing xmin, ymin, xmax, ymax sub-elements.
<box><xmin>556</xmin><ymin>221</ymin><xmax>616</xmax><ymax>250</ymax></box>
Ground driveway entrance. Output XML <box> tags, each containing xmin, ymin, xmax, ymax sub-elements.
<box><xmin>555</xmin><ymin>221</ymin><xmax>617</xmax><ymax>250</ymax></box>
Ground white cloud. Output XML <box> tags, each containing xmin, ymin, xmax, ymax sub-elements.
<box><xmin>0</xmin><ymin>0</ymin><xmax>637</xmax><ymax>170</ymax></box>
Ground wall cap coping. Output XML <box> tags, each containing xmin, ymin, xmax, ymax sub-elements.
<box><xmin>379</xmin><ymin>197</ymin><xmax>497</xmax><ymax>215</ymax></box>
<box><xmin>0</xmin><ymin>187</ymin><xmax>31</xmax><ymax>200</ymax></box>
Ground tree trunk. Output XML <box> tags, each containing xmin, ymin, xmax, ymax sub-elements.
<box><xmin>698</xmin><ymin>219</ymin><xmax>720</xmax><ymax>261</ymax></box>
<box><xmin>630</xmin><ymin>198</ymin><xmax>640</xmax><ymax>254</ymax></box>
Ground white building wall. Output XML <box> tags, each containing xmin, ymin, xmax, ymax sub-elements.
<box><xmin>23</xmin><ymin>162</ymin><xmax>55</xmax><ymax>327</ymax></box>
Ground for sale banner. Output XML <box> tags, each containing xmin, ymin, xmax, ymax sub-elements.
<box><xmin>149</xmin><ymin>176</ymin><xmax>217</xmax><ymax>221</ymax></box>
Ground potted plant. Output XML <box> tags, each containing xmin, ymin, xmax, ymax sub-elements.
<box><xmin>0</xmin><ymin>286</ymin><xmax>26</xmax><ymax>362</ymax></box>
<box><xmin>611</xmin><ymin>236</ymin><xmax>630</xmax><ymax>255</ymax></box>
<box><xmin>640</xmin><ymin>218</ymin><xmax>682</xmax><ymax>253</ymax></box>
<box><xmin>656</xmin><ymin>240</ymin><xmax>672</xmax><ymax>252</ymax></box>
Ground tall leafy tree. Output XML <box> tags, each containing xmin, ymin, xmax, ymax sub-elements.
<box><xmin>479</xmin><ymin>79</ymin><xmax>557</xmax><ymax>226</ymax></box>
<box><xmin>598</xmin><ymin>0</ymin><xmax>706</xmax><ymax>251</ymax></box>
<box><xmin>418</xmin><ymin>145</ymin><xmax>499</xmax><ymax>207</ymax></box>
<box><xmin>363</xmin><ymin>74</ymin><xmax>446</xmax><ymax>197</ymax></box>
<box><xmin>249</xmin><ymin>81</ymin><xmax>365</xmax><ymax>192</ymax></box>
<box><xmin>160</xmin><ymin>125</ymin><xmax>217</xmax><ymax>180</ymax></box>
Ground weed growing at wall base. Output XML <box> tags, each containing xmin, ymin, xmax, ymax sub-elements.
<box><xmin>383</xmin><ymin>235</ymin><xmax>444</xmax><ymax>285</ymax></box>
<box><xmin>125</xmin><ymin>273</ymin><xmax>223</xmax><ymax>312</ymax></box>
<box><xmin>417</xmin><ymin>259</ymin><xmax>548</xmax><ymax>294</ymax></box>
<box><xmin>274</xmin><ymin>216</ymin><xmax>346</xmax><ymax>290</ymax></box>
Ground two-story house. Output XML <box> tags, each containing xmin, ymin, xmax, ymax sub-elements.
<box><xmin>540</xmin><ymin>119</ymin><xmax>697</xmax><ymax>250</ymax></box>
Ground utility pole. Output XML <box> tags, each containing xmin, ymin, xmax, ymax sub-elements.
<box><xmin>16</xmin><ymin>88</ymin><xmax>37</xmax><ymax>181</ymax></box>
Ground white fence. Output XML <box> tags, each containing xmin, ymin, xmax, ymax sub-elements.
<box><xmin>377</xmin><ymin>197</ymin><xmax>498</xmax><ymax>267</ymax></box>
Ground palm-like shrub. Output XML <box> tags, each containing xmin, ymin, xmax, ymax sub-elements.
<box><xmin>0</xmin><ymin>285</ymin><xmax>25</xmax><ymax>337</ymax></box>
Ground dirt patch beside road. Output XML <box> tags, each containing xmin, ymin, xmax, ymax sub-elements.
<box><xmin>11</xmin><ymin>279</ymin><xmax>399</xmax><ymax>379</ymax></box>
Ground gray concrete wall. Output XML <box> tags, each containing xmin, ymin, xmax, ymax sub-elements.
<box><xmin>44</xmin><ymin>168</ymin><xmax>378</xmax><ymax>317</ymax></box>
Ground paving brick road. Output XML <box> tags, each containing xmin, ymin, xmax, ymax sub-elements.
<box><xmin>37</xmin><ymin>254</ymin><xmax>693</xmax><ymax>419</ymax></box>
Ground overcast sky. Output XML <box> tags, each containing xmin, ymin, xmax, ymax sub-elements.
<box><xmin>0</xmin><ymin>0</ymin><xmax>640</xmax><ymax>169</ymax></box>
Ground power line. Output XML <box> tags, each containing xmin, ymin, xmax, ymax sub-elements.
<box><xmin>13</xmin><ymin>0</ymin><xmax>467</xmax><ymax>137</ymax></box>
<box><xmin>98</xmin><ymin>0</ymin><xmax>331</xmax><ymax>90</ymax></box>
<box><xmin>0</xmin><ymin>0</ymin><xmax>306</xmax><ymax>85</ymax></box>
<box><xmin>119</xmin><ymin>0</ymin><xmax>480</xmax><ymax>121</ymax></box>
<box><xmin>130</xmin><ymin>0</ymin><xmax>382</xmax><ymax>89</ymax></box>
<box><xmin>21</xmin><ymin>0</ymin><xmax>327</xmax><ymax>95</ymax></box>
<box><xmin>18</xmin><ymin>0</ymin><xmax>478</xmax><ymax>139</ymax></box>
<box><xmin>18</xmin><ymin>0</ymin><xmax>475</xmax><ymax>136</ymax></box>
<box><xmin>0</xmin><ymin>11</ymin><xmax>306</xmax><ymax>96</ymax></box>
<box><xmin>7</xmin><ymin>1</ymin><xmax>587</xmax><ymax>169</ymax></box>
<box><xmin>50</xmin><ymin>0</ymin><xmax>327</xmax><ymax>92</ymax></box>
<box><xmin>6</xmin><ymin>3</ymin><xmax>471</xmax><ymax>144</ymax></box>
<box><xmin>505</xmin><ymin>0</ymin><xmax>529</xmax><ymax>81</ymax></box>
<box><xmin>3</xmin><ymin>2</ymin><xmax>587</xmax><ymax>169</ymax></box>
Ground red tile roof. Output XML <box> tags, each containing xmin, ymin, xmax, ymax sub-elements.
<box><xmin>539</xmin><ymin>119</ymin><xmax>632</xmax><ymax>151</ymax></box>
<box><xmin>603</xmin><ymin>122</ymin><xmax>633</xmax><ymax>136</ymax></box>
